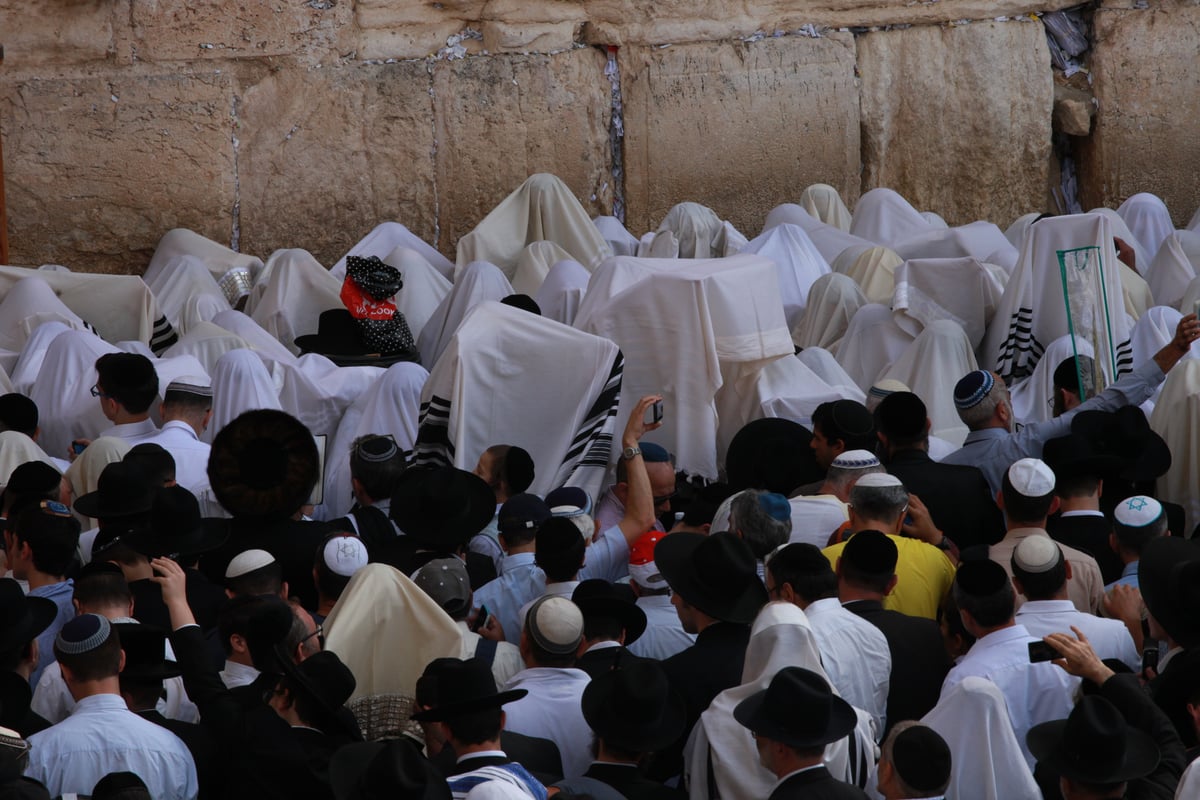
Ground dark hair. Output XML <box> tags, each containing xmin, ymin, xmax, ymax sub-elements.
<box><xmin>55</xmin><ymin>626</ymin><xmax>122</xmax><ymax>682</ymax></box>
<box><xmin>0</xmin><ymin>393</ymin><xmax>38</xmax><ymax>436</ymax></box>
<box><xmin>226</xmin><ymin>561</ymin><xmax>284</xmax><ymax>598</ymax></box>
<box><xmin>1113</xmin><ymin>514</ymin><xmax>1167</xmax><ymax>555</ymax></box>
<box><xmin>218</xmin><ymin>595</ymin><xmax>268</xmax><ymax>657</ymax></box>
<box><xmin>1000</xmin><ymin>470</ymin><xmax>1055</xmax><ymax>525</ymax></box>
<box><xmin>953</xmin><ymin>577</ymin><xmax>1015</xmax><ymax>628</ymax></box>
<box><xmin>767</xmin><ymin>543</ymin><xmax>837</xmax><ymax>603</ymax></box>
<box><xmin>162</xmin><ymin>389</ymin><xmax>212</xmax><ymax>415</ymax></box>
<box><xmin>811</xmin><ymin>401</ymin><xmax>876</xmax><ymax>454</ymax></box>
<box><xmin>1011</xmin><ymin>553</ymin><xmax>1067</xmax><ymax>601</ymax></box>
<box><xmin>537</xmin><ymin>549</ymin><xmax>585</xmax><ymax>583</ymax></box>
<box><xmin>277</xmin><ymin>673</ymin><xmax>326</xmax><ymax>730</ymax></box>
<box><xmin>527</xmin><ymin>638</ymin><xmax>576</xmax><ymax>669</ymax></box>
<box><xmin>73</xmin><ymin>569</ymin><xmax>133</xmax><ymax>610</ymax></box>
<box><xmin>348</xmin><ymin>435</ymin><xmax>407</xmax><ymax>502</ymax></box>
<box><xmin>445</xmin><ymin>707</ymin><xmax>504</xmax><ymax>745</ymax></box>
<box><xmin>124</xmin><ymin>444</ymin><xmax>176</xmax><ymax>486</ymax></box>
<box><xmin>1055</xmin><ymin>473</ymin><xmax>1100</xmax><ymax>499</ymax></box>
<box><xmin>582</xmin><ymin>613</ymin><xmax>624</xmax><ymax>643</ymax></box>
<box><xmin>939</xmin><ymin>591</ymin><xmax>975</xmax><ymax>651</ymax></box>
<box><xmin>120</xmin><ymin>678</ymin><xmax>165</xmax><ymax>711</ymax></box>
<box><xmin>11</xmin><ymin>506</ymin><xmax>81</xmax><ymax>576</ymax></box>
<box><xmin>840</xmin><ymin>560</ymin><xmax>894</xmax><ymax>595</ymax></box>
<box><xmin>94</xmin><ymin>353</ymin><xmax>159</xmax><ymax>414</ymax></box>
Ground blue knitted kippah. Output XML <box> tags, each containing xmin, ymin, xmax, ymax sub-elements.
<box><xmin>640</xmin><ymin>442</ymin><xmax>671</xmax><ymax>463</ymax></box>
<box><xmin>758</xmin><ymin>492</ymin><xmax>791</xmax><ymax>522</ymax></box>
<box><xmin>954</xmin><ymin>370</ymin><xmax>995</xmax><ymax>410</ymax></box>
<box><xmin>55</xmin><ymin>613</ymin><xmax>111</xmax><ymax>655</ymax></box>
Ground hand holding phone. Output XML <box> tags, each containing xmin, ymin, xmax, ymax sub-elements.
<box><xmin>471</xmin><ymin>604</ymin><xmax>491</xmax><ymax>633</ymax></box>
<box><xmin>1028</xmin><ymin>640</ymin><xmax>1061</xmax><ymax>663</ymax></box>
<box><xmin>644</xmin><ymin>399</ymin><xmax>664</xmax><ymax>426</ymax></box>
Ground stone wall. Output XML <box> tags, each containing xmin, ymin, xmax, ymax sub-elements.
<box><xmin>0</xmin><ymin>0</ymin><xmax>1197</xmax><ymax>273</ymax></box>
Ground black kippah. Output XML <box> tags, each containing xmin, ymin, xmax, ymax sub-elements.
<box><xmin>830</xmin><ymin>400</ymin><xmax>874</xmax><ymax>436</ymax></box>
<box><xmin>504</xmin><ymin>447</ymin><xmax>536</xmax><ymax>494</ymax></box>
<box><xmin>874</xmin><ymin>392</ymin><xmax>927</xmax><ymax>439</ymax></box>
<box><xmin>955</xmin><ymin>558</ymin><xmax>1010</xmax><ymax>596</ymax></box>
<box><xmin>0</xmin><ymin>393</ymin><xmax>38</xmax><ymax>434</ymax></box>
<box><xmin>536</xmin><ymin>517</ymin><xmax>584</xmax><ymax>556</ymax></box>
<box><xmin>842</xmin><ymin>530</ymin><xmax>898</xmax><ymax>575</ymax></box>
<box><xmin>892</xmin><ymin>725</ymin><xmax>951</xmax><ymax>792</ymax></box>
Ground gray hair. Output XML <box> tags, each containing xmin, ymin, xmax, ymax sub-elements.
<box><xmin>848</xmin><ymin>483</ymin><xmax>909</xmax><ymax>524</ymax></box>
<box><xmin>825</xmin><ymin>462</ymin><xmax>885</xmax><ymax>495</ymax></box>
<box><xmin>730</xmin><ymin>490</ymin><xmax>792</xmax><ymax>560</ymax></box>
<box><xmin>956</xmin><ymin>378</ymin><xmax>1007</xmax><ymax>430</ymax></box>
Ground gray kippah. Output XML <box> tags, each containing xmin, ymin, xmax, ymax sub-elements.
<box><xmin>355</xmin><ymin>435</ymin><xmax>399</xmax><ymax>463</ymax></box>
<box><xmin>55</xmin><ymin>613</ymin><xmax>112</xmax><ymax>655</ymax></box>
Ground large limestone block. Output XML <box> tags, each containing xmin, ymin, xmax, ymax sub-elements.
<box><xmin>432</xmin><ymin>48</ymin><xmax>613</xmax><ymax>253</ymax></box>
<box><xmin>1</xmin><ymin>72</ymin><xmax>236</xmax><ymax>273</ymax></box>
<box><xmin>236</xmin><ymin>62</ymin><xmax>438</xmax><ymax>268</ymax></box>
<box><xmin>0</xmin><ymin>1</ymin><xmax>117</xmax><ymax>69</ymax></box>
<box><xmin>619</xmin><ymin>34</ymin><xmax>859</xmax><ymax>239</ymax></box>
<box><xmin>1077</xmin><ymin>2</ymin><xmax>1200</xmax><ymax>226</ymax></box>
<box><xmin>859</xmin><ymin>21</ymin><xmax>1053</xmax><ymax>227</ymax></box>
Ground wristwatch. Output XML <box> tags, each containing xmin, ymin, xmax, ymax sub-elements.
<box><xmin>621</xmin><ymin>445</ymin><xmax>642</xmax><ymax>461</ymax></box>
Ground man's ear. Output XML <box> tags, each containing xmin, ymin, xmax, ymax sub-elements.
<box><xmin>884</xmin><ymin>574</ymin><xmax>899</xmax><ymax>597</ymax></box>
<box><xmin>230</xmin><ymin>634</ymin><xmax>249</xmax><ymax>655</ymax></box>
<box><xmin>1048</xmin><ymin>496</ymin><xmax>1061</xmax><ymax>516</ymax></box>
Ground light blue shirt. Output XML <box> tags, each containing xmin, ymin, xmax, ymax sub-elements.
<box><xmin>1106</xmin><ymin>560</ymin><xmax>1140</xmax><ymax>591</ymax></box>
<box><xmin>26</xmin><ymin>693</ymin><xmax>198</xmax><ymax>800</ymax></box>
<box><xmin>473</xmin><ymin>552</ymin><xmax>545</xmax><ymax>644</ymax></box>
<box><xmin>577</xmin><ymin>526</ymin><xmax>631</xmax><ymax>584</ymax></box>
<box><xmin>29</xmin><ymin>579</ymin><xmax>74</xmax><ymax>690</ymax></box>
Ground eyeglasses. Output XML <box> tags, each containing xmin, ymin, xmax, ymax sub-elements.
<box><xmin>90</xmin><ymin>384</ymin><xmax>110</xmax><ymax>399</ymax></box>
<box><xmin>653</xmin><ymin>492</ymin><xmax>677</xmax><ymax>507</ymax></box>
<box><xmin>300</xmin><ymin>622</ymin><xmax>325</xmax><ymax>651</ymax></box>
<box><xmin>38</xmin><ymin>500</ymin><xmax>73</xmax><ymax>519</ymax></box>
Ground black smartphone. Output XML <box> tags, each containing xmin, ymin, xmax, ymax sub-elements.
<box><xmin>646</xmin><ymin>400</ymin><xmax>664</xmax><ymax>425</ymax></box>
<box><xmin>72</xmin><ymin>441</ymin><xmax>87</xmax><ymax>455</ymax></box>
<box><xmin>1142</xmin><ymin>646</ymin><xmax>1159</xmax><ymax>675</ymax></box>
<box><xmin>1028</xmin><ymin>640</ymin><xmax>1060</xmax><ymax>663</ymax></box>
<box><xmin>471</xmin><ymin>604</ymin><xmax>490</xmax><ymax>633</ymax></box>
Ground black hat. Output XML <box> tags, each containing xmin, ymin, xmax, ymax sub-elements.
<box><xmin>73</xmin><ymin>461</ymin><xmax>155</xmax><ymax>519</ymax></box>
<box><xmin>1027</xmin><ymin>695</ymin><xmax>1159</xmax><ymax>784</ymax></box>
<box><xmin>390</xmin><ymin>467</ymin><xmax>495</xmax><ymax>548</ymax></box>
<box><xmin>122</xmin><ymin>485</ymin><xmax>228</xmax><ymax>559</ymax></box>
<box><xmin>208</xmin><ymin>409</ymin><xmax>320</xmax><ymax>520</ymax></box>
<box><xmin>582</xmin><ymin>660</ymin><xmax>686</xmax><ymax>753</ymax></box>
<box><xmin>535</xmin><ymin>517</ymin><xmax>586</xmax><ymax>573</ymax></box>
<box><xmin>114</xmin><ymin>623</ymin><xmax>181</xmax><ymax>682</ymax></box>
<box><xmin>1070</xmin><ymin>406</ymin><xmax>1171</xmax><ymax>483</ymax></box>
<box><xmin>571</xmin><ymin>579</ymin><xmax>647</xmax><ymax>645</ymax></box>
<box><xmin>295</xmin><ymin>309</ymin><xmax>420</xmax><ymax>368</ymax></box>
<box><xmin>725</xmin><ymin>418</ymin><xmax>821</xmax><ymax>494</ymax></box>
<box><xmin>410</xmin><ymin>658</ymin><xmax>527</xmax><ymax>722</ymax></box>
<box><xmin>92</xmin><ymin>771</ymin><xmax>151</xmax><ymax>800</ymax></box>
<box><xmin>954</xmin><ymin>558</ymin><xmax>1011</xmax><ymax>596</ymax></box>
<box><xmin>0</xmin><ymin>578</ymin><xmax>57</xmax><ymax>655</ymax></box>
<box><xmin>841</xmin><ymin>530</ymin><xmax>898</xmax><ymax>576</ymax></box>
<box><xmin>2</xmin><ymin>461</ymin><xmax>61</xmax><ymax>510</ymax></box>
<box><xmin>278</xmin><ymin>650</ymin><xmax>359</xmax><ymax>739</ymax></box>
<box><xmin>734</xmin><ymin>666</ymin><xmax>857</xmax><ymax>748</ymax></box>
<box><xmin>497</xmin><ymin>493</ymin><xmax>551</xmax><ymax>537</ymax></box>
<box><xmin>889</xmin><ymin>725</ymin><xmax>952</xmax><ymax>793</ymax></box>
<box><xmin>500</xmin><ymin>294</ymin><xmax>542</xmax><ymax>315</ymax></box>
<box><xmin>1041</xmin><ymin>432</ymin><xmax>1125</xmax><ymax>486</ymax></box>
<box><xmin>654</xmin><ymin>532</ymin><xmax>768</xmax><ymax>624</ymax></box>
<box><xmin>1139</xmin><ymin>536</ymin><xmax>1200</xmax><ymax>648</ymax></box>
<box><xmin>0</xmin><ymin>670</ymin><xmax>37</xmax><ymax>732</ymax></box>
<box><xmin>330</xmin><ymin>738</ymin><xmax>451</xmax><ymax>800</ymax></box>
<box><xmin>0</xmin><ymin>393</ymin><xmax>38</xmax><ymax>435</ymax></box>
<box><xmin>874</xmin><ymin>391</ymin><xmax>927</xmax><ymax>440</ymax></box>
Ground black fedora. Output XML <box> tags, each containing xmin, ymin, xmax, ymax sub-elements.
<box><xmin>410</xmin><ymin>658</ymin><xmax>527</xmax><ymax>722</ymax></box>
<box><xmin>389</xmin><ymin>467</ymin><xmax>495</xmax><ymax>549</ymax></box>
<box><xmin>114</xmin><ymin>623</ymin><xmax>181</xmax><ymax>682</ymax></box>
<box><xmin>295</xmin><ymin>309</ymin><xmax>419</xmax><ymax>368</ymax></box>
<box><xmin>123</xmin><ymin>485</ymin><xmax>228</xmax><ymax>559</ymax></box>
<box><xmin>571</xmin><ymin>579</ymin><xmax>647</xmax><ymax>645</ymax></box>
<box><xmin>208</xmin><ymin>409</ymin><xmax>320</xmax><ymax>520</ymax></box>
<box><xmin>0</xmin><ymin>670</ymin><xmax>36</xmax><ymax>733</ymax></box>
<box><xmin>1027</xmin><ymin>695</ymin><xmax>1159</xmax><ymax>784</ymax></box>
<box><xmin>73</xmin><ymin>462</ymin><xmax>155</xmax><ymax>520</ymax></box>
<box><xmin>734</xmin><ymin>667</ymin><xmax>857</xmax><ymax>749</ymax></box>
<box><xmin>278</xmin><ymin>650</ymin><xmax>360</xmax><ymax>739</ymax></box>
<box><xmin>725</xmin><ymin>418</ymin><xmax>821</xmax><ymax>495</ymax></box>
<box><xmin>330</xmin><ymin>738</ymin><xmax>450</xmax><ymax>800</ymax></box>
<box><xmin>1070</xmin><ymin>406</ymin><xmax>1171</xmax><ymax>483</ymax></box>
<box><xmin>1138</xmin><ymin>536</ymin><xmax>1200</xmax><ymax>648</ymax></box>
<box><xmin>1041</xmin><ymin>432</ymin><xmax>1125</xmax><ymax>486</ymax></box>
<box><xmin>654</xmin><ymin>532</ymin><xmax>768</xmax><ymax>624</ymax></box>
<box><xmin>582</xmin><ymin>659</ymin><xmax>686</xmax><ymax>753</ymax></box>
<box><xmin>0</xmin><ymin>578</ymin><xmax>57</xmax><ymax>654</ymax></box>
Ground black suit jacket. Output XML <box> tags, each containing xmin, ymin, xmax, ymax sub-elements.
<box><xmin>843</xmin><ymin>599</ymin><xmax>948</xmax><ymax>731</ymax></box>
<box><xmin>768</xmin><ymin>766</ymin><xmax>870</xmax><ymax>800</ymax></box>
<box><xmin>886</xmin><ymin>449</ymin><xmax>1005</xmax><ymax>550</ymax></box>
<box><xmin>1046</xmin><ymin>513</ymin><xmax>1124</xmax><ymax>585</ymax></box>
<box><xmin>137</xmin><ymin>709</ymin><xmax>219</xmax><ymax>800</ymax></box>
<box><xmin>130</xmin><ymin>568</ymin><xmax>227</xmax><ymax>632</ymax></box>
<box><xmin>199</xmin><ymin>517</ymin><xmax>338</xmax><ymax>611</ymax></box>
<box><xmin>576</xmin><ymin>645</ymin><xmax>644</xmax><ymax>680</ymax></box>
<box><xmin>584</xmin><ymin>763</ymin><xmax>686</xmax><ymax>800</ymax></box>
<box><xmin>434</xmin><ymin>732</ymin><xmax>563</xmax><ymax>785</ymax></box>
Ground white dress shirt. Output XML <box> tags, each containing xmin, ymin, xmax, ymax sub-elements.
<box><xmin>787</xmin><ymin>495</ymin><xmax>848</xmax><ymax>548</ymax></box>
<box><xmin>456</xmin><ymin>620</ymin><xmax>524</xmax><ymax>688</ymax></box>
<box><xmin>25</xmin><ymin>693</ymin><xmax>199</xmax><ymax>800</ymax></box>
<box><xmin>219</xmin><ymin>659</ymin><xmax>261</xmax><ymax>689</ymax></box>
<box><xmin>1015</xmin><ymin>599</ymin><xmax>1141</xmax><ymax>672</ymax></box>
<box><xmin>98</xmin><ymin>418</ymin><xmax>160</xmax><ymax>447</ymax></box>
<box><xmin>627</xmin><ymin>592</ymin><xmax>696</xmax><ymax>661</ymax></box>
<box><xmin>473</xmin><ymin>552</ymin><xmax>546</xmax><ymax>644</ymax></box>
<box><xmin>804</xmin><ymin>597</ymin><xmax>891</xmax><ymax>736</ymax></box>
<box><xmin>941</xmin><ymin>623</ymin><xmax>1080</xmax><ymax>767</ymax></box>
<box><xmin>143</xmin><ymin>420</ymin><xmax>212</xmax><ymax>497</ymax></box>
<box><xmin>502</xmin><ymin>667</ymin><xmax>592</xmax><ymax>779</ymax></box>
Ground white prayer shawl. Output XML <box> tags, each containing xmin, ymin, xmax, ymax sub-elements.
<box><xmin>795</xmin><ymin>348</ymin><xmax>867</xmax><ymax>405</ymax></box>
<box><xmin>891</xmin><ymin>257</ymin><xmax>1004</xmax><ymax>349</ymax></box>
<box><xmin>0</xmin><ymin>277</ymin><xmax>89</xmax><ymax>356</ymax></box>
<box><xmin>879</xmin><ymin>320</ymin><xmax>978</xmax><ymax>447</ymax></box>
<box><xmin>0</xmin><ymin>432</ymin><xmax>56</xmax><ymax>488</ymax></box>
<box><xmin>836</xmin><ymin>246</ymin><xmax>903</xmax><ymax>305</ymax></box>
<box><xmin>849</xmin><ymin>188</ymin><xmax>935</xmax><ymax>247</ymax></box>
<box><xmin>148</xmin><ymin>354</ymin><xmax>211</xmax><ymax>428</ymax></box>
<box><xmin>206</xmin><ymin>349</ymin><xmax>283</xmax><ymax>444</ymax></box>
<box><xmin>534</xmin><ymin>260</ymin><xmax>590</xmax><ymax>326</ymax></box>
<box><xmin>687</xmin><ymin>603</ymin><xmax>877</xmax><ymax>800</ymax></box>
<box><xmin>893</xmin><ymin>221</ymin><xmax>1019</xmax><ymax>274</ymax></box>
<box><xmin>30</xmin><ymin>330</ymin><xmax>120</xmax><ymax>459</ymax></box>
<box><xmin>799</xmin><ymin>183</ymin><xmax>853</xmax><ymax>231</ymax></box>
<box><xmin>417</xmin><ymin>262</ymin><xmax>514</xmax><ymax>370</ymax></box>
<box><xmin>247</xmin><ymin>249</ymin><xmax>344</xmax><ymax>355</ymax></box>
<box><xmin>144</xmin><ymin>255</ymin><xmax>232</xmax><ymax>335</ymax></box>
<box><xmin>834</xmin><ymin>304</ymin><xmax>915</xmax><ymax>391</ymax></box>
<box><xmin>330</xmin><ymin>221</ymin><xmax>455</xmax><ymax>282</ymax></box>
<box><xmin>0</xmin><ymin>266</ymin><xmax>175</xmax><ymax>353</ymax></box>
<box><xmin>160</xmin><ymin>322</ymin><xmax>249</xmax><ymax>376</ymax></box>
<box><xmin>1088</xmin><ymin>208</ymin><xmax>1156</xmax><ymax>316</ymax></box>
<box><xmin>591</xmin><ymin>215</ymin><xmax>640</xmax><ymax>257</ymax></box>
<box><xmin>66</xmin><ymin>437</ymin><xmax>131</xmax><ymax>528</ymax></box>
<box><xmin>324</xmin><ymin>563</ymin><xmax>462</xmax><ymax>702</ymax></box>
<box><xmin>147</xmin><ymin>228</ymin><xmax>264</xmax><ymax>287</ymax></box>
<box><xmin>1089</xmin><ymin>207</ymin><xmax>1151</xmax><ymax>272</ymax></box>
<box><xmin>275</xmin><ymin>354</ymin><xmax>384</xmax><ymax>440</ymax></box>
<box><xmin>1005</xmin><ymin>212</ymin><xmax>1043</xmax><ymax>251</ymax></box>
<box><xmin>1189</xmin><ymin>204</ymin><xmax>1200</xmax><ymax>233</ymax></box>
<box><xmin>575</xmin><ymin>255</ymin><xmax>793</xmax><ymax>479</ymax></box>
<box><xmin>637</xmin><ymin>229</ymin><xmax>679</xmax><ymax>259</ymax></box>
<box><xmin>923</xmin><ymin>677</ymin><xmax>1041</xmax><ymax>800</ymax></box>
<box><xmin>210</xmin><ymin>310</ymin><xmax>299</xmax><ymax>367</ymax></box>
<box><xmin>1147</xmin><ymin>231</ymin><xmax>1200</xmax><ymax>310</ymax></box>
<box><xmin>790</xmin><ymin>273</ymin><xmax>867</xmax><ymax>352</ymax></box>
<box><xmin>727</xmin><ymin>356</ymin><xmax>847</xmax><ymax>440</ymax></box>
<box><xmin>921</xmin><ymin>210</ymin><xmax>950</xmax><ymax>228</ymax></box>
<box><xmin>455</xmin><ymin>174</ymin><xmax>612</xmax><ymax>276</ymax></box>
<box><xmin>315</xmin><ymin>361</ymin><xmax>429</xmax><ymax>521</ymax></box>
<box><xmin>11</xmin><ymin>322</ymin><xmax>72</xmax><ymax>395</ymax></box>
<box><xmin>654</xmin><ymin>202</ymin><xmax>728</xmax><ymax>259</ymax></box>
<box><xmin>1009</xmin><ymin>335</ymin><xmax>1098</xmax><ymax>427</ymax></box>
<box><xmin>1182</xmin><ymin>276</ymin><xmax>1200</xmax><ymax>318</ymax></box>
<box><xmin>1177</xmin><ymin>758</ymin><xmax>1200</xmax><ymax>800</ymax></box>
<box><xmin>511</xmin><ymin>240</ymin><xmax>575</xmax><ymax>296</ymax></box>
<box><xmin>1117</xmin><ymin>193</ymin><xmax>1174</xmax><ymax>267</ymax></box>
<box><xmin>1150</xmin><ymin>359</ymin><xmax>1200</xmax><ymax>535</ymax></box>
<box><xmin>762</xmin><ymin>203</ymin><xmax>876</xmax><ymax>265</ymax></box>
<box><xmin>381</xmin><ymin>246</ymin><xmax>453</xmax><ymax>342</ymax></box>
<box><xmin>741</xmin><ymin>224</ymin><xmax>832</xmax><ymax>329</ymax></box>
<box><xmin>415</xmin><ymin>302</ymin><xmax>622</xmax><ymax>499</ymax></box>
<box><xmin>1132</xmin><ymin>306</ymin><xmax>1200</xmax><ymax>365</ymax></box>
<box><xmin>982</xmin><ymin>213</ymin><xmax>1136</xmax><ymax>384</ymax></box>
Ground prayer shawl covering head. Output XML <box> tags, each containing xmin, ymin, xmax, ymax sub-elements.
<box><xmin>413</xmin><ymin>301</ymin><xmax>622</xmax><ymax>500</ymax></box>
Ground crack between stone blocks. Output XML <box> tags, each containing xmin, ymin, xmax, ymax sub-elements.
<box><xmin>427</xmin><ymin>60</ymin><xmax>441</xmax><ymax>252</ymax></box>
<box><xmin>604</xmin><ymin>46</ymin><xmax>627</xmax><ymax>225</ymax></box>
<box><xmin>230</xmin><ymin>92</ymin><xmax>242</xmax><ymax>252</ymax></box>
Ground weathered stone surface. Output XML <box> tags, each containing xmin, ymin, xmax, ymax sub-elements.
<box><xmin>859</xmin><ymin>21</ymin><xmax>1054</xmax><ymax>226</ymax></box>
<box><xmin>1077</xmin><ymin>1</ymin><xmax>1200</xmax><ymax>225</ymax></box>
<box><xmin>620</xmin><ymin>34</ymin><xmax>859</xmax><ymax>238</ymax></box>
<box><xmin>1</xmin><ymin>71</ymin><xmax>236</xmax><ymax>272</ymax></box>
<box><xmin>0</xmin><ymin>1</ymin><xmax>118</xmax><ymax>69</ymax></box>
<box><xmin>1053</xmin><ymin>82</ymin><xmax>1093</xmax><ymax>137</ymax></box>
<box><xmin>480</xmin><ymin>21</ymin><xmax>581</xmax><ymax>53</ymax></box>
<box><xmin>237</xmin><ymin>62</ymin><xmax>438</xmax><ymax>268</ymax></box>
<box><xmin>431</xmin><ymin>48</ymin><xmax>613</xmax><ymax>253</ymax></box>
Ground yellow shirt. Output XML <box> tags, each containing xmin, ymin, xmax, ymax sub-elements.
<box><xmin>823</xmin><ymin>533</ymin><xmax>956</xmax><ymax>620</ymax></box>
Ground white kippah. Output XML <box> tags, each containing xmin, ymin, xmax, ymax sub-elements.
<box><xmin>1007</xmin><ymin>458</ymin><xmax>1055</xmax><ymax>497</ymax></box>
<box><xmin>1013</xmin><ymin>535</ymin><xmax>1062</xmax><ymax>573</ymax></box>
<box><xmin>166</xmin><ymin>375</ymin><xmax>213</xmax><ymax>397</ymax></box>
<box><xmin>1114</xmin><ymin>495</ymin><xmax>1163</xmax><ymax>528</ymax></box>
<box><xmin>831</xmin><ymin>450</ymin><xmax>881</xmax><ymax>470</ymax></box>
<box><xmin>855</xmin><ymin>472</ymin><xmax>904</xmax><ymax>489</ymax></box>
<box><xmin>526</xmin><ymin>595</ymin><xmax>584</xmax><ymax>655</ymax></box>
<box><xmin>225</xmin><ymin>549</ymin><xmax>276</xmax><ymax>579</ymax></box>
<box><xmin>868</xmin><ymin>379</ymin><xmax>910</xmax><ymax>399</ymax></box>
<box><xmin>322</xmin><ymin>535</ymin><xmax>369</xmax><ymax>578</ymax></box>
